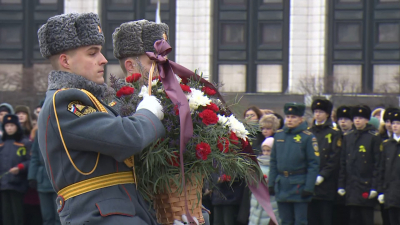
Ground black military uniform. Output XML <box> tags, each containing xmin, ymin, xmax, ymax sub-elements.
<box><xmin>338</xmin><ymin>105</ymin><xmax>381</xmax><ymax>225</ymax></box>
<box><xmin>307</xmin><ymin>99</ymin><xmax>342</xmax><ymax>225</ymax></box>
<box><xmin>380</xmin><ymin>110</ymin><xmax>400</xmax><ymax>225</ymax></box>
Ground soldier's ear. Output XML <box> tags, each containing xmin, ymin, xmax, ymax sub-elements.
<box><xmin>124</xmin><ymin>58</ymin><xmax>136</xmax><ymax>74</ymax></box>
<box><xmin>59</xmin><ymin>54</ymin><xmax>70</xmax><ymax>70</ymax></box>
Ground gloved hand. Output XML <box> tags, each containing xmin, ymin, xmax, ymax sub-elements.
<box><xmin>28</xmin><ymin>180</ymin><xmax>37</xmax><ymax>189</ymax></box>
<box><xmin>301</xmin><ymin>190</ymin><xmax>313</xmax><ymax>198</ymax></box>
<box><xmin>368</xmin><ymin>190</ymin><xmax>378</xmax><ymax>199</ymax></box>
<box><xmin>378</xmin><ymin>194</ymin><xmax>384</xmax><ymax>204</ymax></box>
<box><xmin>268</xmin><ymin>186</ymin><xmax>275</xmax><ymax>196</ymax></box>
<box><xmin>136</xmin><ymin>95</ymin><xmax>164</xmax><ymax>120</ymax></box>
<box><xmin>338</xmin><ymin>189</ymin><xmax>346</xmax><ymax>196</ymax></box>
<box><xmin>173</xmin><ymin>215</ymin><xmax>199</xmax><ymax>225</ymax></box>
<box><xmin>315</xmin><ymin>175</ymin><xmax>324</xmax><ymax>185</ymax></box>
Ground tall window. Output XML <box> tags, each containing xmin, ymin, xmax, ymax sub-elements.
<box><xmin>213</xmin><ymin>0</ymin><xmax>290</xmax><ymax>93</ymax></box>
<box><xmin>0</xmin><ymin>0</ymin><xmax>63</xmax><ymax>65</ymax></box>
<box><xmin>101</xmin><ymin>0</ymin><xmax>176</xmax><ymax>63</ymax></box>
<box><xmin>328</xmin><ymin>0</ymin><xmax>400</xmax><ymax>93</ymax></box>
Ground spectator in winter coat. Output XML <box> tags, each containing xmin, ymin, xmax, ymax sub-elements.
<box><xmin>0</xmin><ymin>114</ymin><xmax>31</xmax><ymax>225</ymax></box>
<box><xmin>249</xmin><ymin>137</ymin><xmax>279</xmax><ymax>225</ymax></box>
<box><xmin>259</xmin><ymin>114</ymin><xmax>280</xmax><ymax>139</ymax></box>
<box><xmin>14</xmin><ymin>105</ymin><xmax>33</xmax><ymax>139</ymax></box>
<box><xmin>0</xmin><ymin>103</ymin><xmax>14</xmax><ymax>139</ymax></box>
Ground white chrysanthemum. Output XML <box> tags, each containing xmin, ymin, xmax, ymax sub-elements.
<box><xmin>175</xmin><ymin>74</ymin><xmax>182</xmax><ymax>83</ymax></box>
<box><xmin>157</xmin><ymin>88</ymin><xmax>164</xmax><ymax>93</ymax></box>
<box><xmin>228</xmin><ymin>115</ymin><xmax>249</xmax><ymax>140</ymax></box>
<box><xmin>151</xmin><ymin>79</ymin><xmax>158</xmax><ymax>86</ymax></box>
<box><xmin>188</xmin><ymin>88</ymin><xmax>211</xmax><ymax>110</ymax></box>
<box><xmin>138</xmin><ymin>85</ymin><xmax>148</xmax><ymax>98</ymax></box>
<box><xmin>217</xmin><ymin>115</ymin><xmax>229</xmax><ymax>126</ymax></box>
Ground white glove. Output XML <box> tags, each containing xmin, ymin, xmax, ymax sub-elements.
<box><xmin>315</xmin><ymin>175</ymin><xmax>324</xmax><ymax>185</ymax></box>
<box><xmin>368</xmin><ymin>190</ymin><xmax>378</xmax><ymax>199</ymax></box>
<box><xmin>136</xmin><ymin>95</ymin><xmax>164</xmax><ymax>120</ymax></box>
<box><xmin>173</xmin><ymin>215</ymin><xmax>199</xmax><ymax>225</ymax></box>
<box><xmin>338</xmin><ymin>189</ymin><xmax>346</xmax><ymax>196</ymax></box>
<box><xmin>378</xmin><ymin>194</ymin><xmax>384</xmax><ymax>204</ymax></box>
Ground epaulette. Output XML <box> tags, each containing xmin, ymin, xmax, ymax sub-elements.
<box><xmin>369</xmin><ymin>130</ymin><xmax>379</xmax><ymax>136</ymax></box>
<box><xmin>330</xmin><ymin>126</ymin><xmax>339</xmax><ymax>131</ymax></box>
<box><xmin>344</xmin><ymin>130</ymin><xmax>354</xmax><ymax>135</ymax></box>
<box><xmin>276</xmin><ymin>129</ymin><xmax>283</xmax><ymax>133</ymax></box>
<box><xmin>302</xmin><ymin>130</ymin><xmax>312</xmax><ymax>135</ymax></box>
<box><xmin>13</xmin><ymin>142</ymin><xmax>24</xmax><ymax>147</ymax></box>
<box><xmin>383</xmin><ymin>139</ymin><xmax>390</xmax><ymax>143</ymax></box>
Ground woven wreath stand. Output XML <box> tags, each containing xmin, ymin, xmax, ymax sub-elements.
<box><xmin>153</xmin><ymin>178</ymin><xmax>205</xmax><ymax>225</ymax></box>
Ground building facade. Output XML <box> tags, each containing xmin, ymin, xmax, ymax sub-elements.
<box><xmin>0</xmin><ymin>0</ymin><xmax>399</xmax><ymax>112</ymax></box>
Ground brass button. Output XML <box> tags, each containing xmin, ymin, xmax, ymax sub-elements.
<box><xmin>364</xmin><ymin>161</ymin><xmax>367</xmax><ymax>163</ymax></box>
<box><xmin>365</xmin><ymin>181</ymin><xmax>368</xmax><ymax>184</ymax></box>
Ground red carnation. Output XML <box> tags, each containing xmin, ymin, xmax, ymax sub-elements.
<box><xmin>195</xmin><ymin>142</ymin><xmax>211</xmax><ymax>160</ymax></box>
<box><xmin>126</xmin><ymin>73</ymin><xmax>141</xmax><ymax>83</ymax></box>
<box><xmin>362</xmin><ymin>192</ymin><xmax>369</xmax><ymax>199</ymax></box>
<box><xmin>167</xmin><ymin>152</ymin><xmax>179</xmax><ymax>167</ymax></box>
<box><xmin>181</xmin><ymin>77</ymin><xmax>189</xmax><ymax>84</ymax></box>
<box><xmin>174</xmin><ymin>104</ymin><xmax>180</xmax><ymax>115</ymax></box>
<box><xmin>198</xmin><ymin>109</ymin><xmax>218</xmax><ymax>125</ymax></box>
<box><xmin>229</xmin><ymin>131</ymin><xmax>239</xmax><ymax>145</ymax></box>
<box><xmin>202</xmin><ymin>86</ymin><xmax>217</xmax><ymax>96</ymax></box>
<box><xmin>220</xmin><ymin>174</ymin><xmax>231</xmax><ymax>182</ymax></box>
<box><xmin>205</xmin><ymin>103</ymin><xmax>219</xmax><ymax>112</ymax></box>
<box><xmin>180</xmin><ymin>84</ymin><xmax>191</xmax><ymax>93</ymax></box>
<box><xmin>152</xmin><ymin>76</ymin><xmax>159</xmax><ymax>81</ymax></box>
<box><xmin>116</xmin><ymin>86</ymin><xmax>135</xmax><ymax>98</ymax></box>
<box><xmin>263</xmin><ymin>174</ymin><xmax>268</xmax><ymax>179</ymax></box>
<box><xmin>217</xmin><ymin>137</ymin><xmax>229</xmax><ymax>153</ymax></box>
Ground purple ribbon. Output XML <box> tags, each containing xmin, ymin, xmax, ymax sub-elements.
<box><xmin>146</xmin><ymin>40</ymin><xmax>278</xmax><ymax>225</ymax></box>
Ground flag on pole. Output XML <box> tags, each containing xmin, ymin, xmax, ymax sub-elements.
<box><xmin>155</xmin><ymin>0</ymin><xmax>161</xmax><ymax>23</ymax></box>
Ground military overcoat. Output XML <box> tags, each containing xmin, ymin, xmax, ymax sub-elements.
<box><xmin>379</xmin><ymin>139</ymin><xmax>400</xmax><ymax>209</ymax></box>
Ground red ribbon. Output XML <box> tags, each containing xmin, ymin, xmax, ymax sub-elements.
<box><xmin>146</xmin><ymin>40</ymin><xmax>278</xmax><ymax>225</ymax></box>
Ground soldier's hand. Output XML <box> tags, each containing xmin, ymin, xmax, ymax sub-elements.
<box><xmin>368</xmin><ymin>190</ymin><xmax>378</xmax><ymax>199</ymax></box>
<box><xmin>338</xmin><ymin>189</ymin><xmax>346</xmax><ymax>196</ymax></box>
<box><xmin>9</xmin><ymin>167</ymin><xmax>19</xmax><ymax>175</ymax></box>
<box><xmin>315</xmin><ymin>175</ymin><xmax>324</xmax><ymax>185</ymax></box>
<box><xmin>268</xmin><ymin>186</ymin><xmax>275</xmax><ymax>196</ymax></box>
<box><xmin>173</xmin><ymin>215</ymin><xmax>199</xmax><ymax>225</ymax></box>
<box><xmin>378</xmin><ymin>194</ymin><xmax>384</xmax><ymax>204</ymax></box>
<box><xmin>301</xmin><ymin>190</ymin><xmax>313</xmax><ymax>198</ymax></box>
<box><xmin>136</xmin><ymin>95</ymin><xmax>164</xmax><ymax>120</ymax></box>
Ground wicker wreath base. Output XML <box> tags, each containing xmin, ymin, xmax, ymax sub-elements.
<box><xmin>153</xmin><ymin>180</ymin><xmax>205</xmax><ymax>225</ymax></box>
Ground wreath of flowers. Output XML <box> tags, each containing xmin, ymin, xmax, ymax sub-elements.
<box><xmin>104</xmin><ymin>72</ymin><xmax>261</xmax><ymax>199</ymax></box>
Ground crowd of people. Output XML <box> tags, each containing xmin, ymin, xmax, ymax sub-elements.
<box><xmin>203</xmin><ymin>101</ymin><xmax>399</xmax><ymax>225</ymax></box>
<box><xmin>0</xmin><ymin>101</ymin><xmax>60</xmax><ymax>225</ymax></box>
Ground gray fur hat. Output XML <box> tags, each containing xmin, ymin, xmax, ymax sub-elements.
<box><xmin>38</xmin><ymin>13</ymin><xmax>105</xmax><ymax>58</ymax></box>
<box><xmin>112</xmin><ymin>20</ymin><xmax>169</xmax><ymax>59</ymax></box>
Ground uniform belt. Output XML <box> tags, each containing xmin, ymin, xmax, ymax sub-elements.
<box><xmin>279</xmin><ymin>169</ymin><xmax>307</xmax><ymax>177</ymax></box>
<box><xmin>58</xmin><ymin>171</ymin><xmax>135</xmax><ymax>201</ymax></box>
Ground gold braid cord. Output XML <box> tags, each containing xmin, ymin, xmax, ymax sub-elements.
<box><xmin>53</xmin><ymin>89</ymin><xmax>136</xmax><ymax>180</ymax></box>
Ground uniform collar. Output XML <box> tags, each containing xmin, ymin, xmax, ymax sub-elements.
<box><xmin>47</xmin><ymin>70</ymin><xmax>107</xmax><ymax>98</ymax></box>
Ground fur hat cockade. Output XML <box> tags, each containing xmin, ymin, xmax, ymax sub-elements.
<box><xmin>351</xmin><ymin>105</ymin><xmax>371</xmax><ymax>120</ymax></box>
<box><xmin>284</xmin><ymin>102</ymin><xmax>306</xmax><ymax>116</ymax></box>
<box><xmin>112</xmin><ymin>20</ymin><xmax>169</xmax><ymax>59</ymax></box>
<box><xmin>336</xmin><ymin>106</ymin><xmax>352</xmax><ymax>120</ymax></box>
<box><xmin>311</xmin><ymin>99</ymin><xmax>333</xmax><ymax>116</ymax></box>
<box><xmin>38</xmin><ymin>13</ymin><xmax>105</xmax><ymax>58</ymax></box>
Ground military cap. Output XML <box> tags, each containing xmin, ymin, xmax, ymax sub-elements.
<box><xmin>38</xmin><ymin>13</ymin><xmax>104</xmax><ymax>58</ymax></box>
<box><xmin>336</xmin><ymin>106</ymin><xmax>352</xmax><ymax>120</ymax></box>
<box><xmin>2</xmin><ymin>114</ymin><xmax>20</xmax><ymax>127</ymax></box>
<box><xmin>112</xmin><ymin>19</ymin><xmax>169</xmax><ymax>59</ymax></box>
<box><xmin>311</xmin><ymin>99</ymin><xmax>333</xmax><ymax>116</ymax></box>
<box><xmin>284</xmin><ymin>103</ymin><xmax>305</xmax><ymax>116</ymax></box>
<box><xmin>383</xmin><ymin>107</ymin><xmax>399</xmax><ymax>122</ymax></box>
<box><xmin>351</xmin><ymin>105</ymin><xmax>371</xmax><ymax>120</ymax></box>
<box><xmin>390</xmin><ymin>110</ymin><xmax>400</xmax><ymax>122</ymax></box>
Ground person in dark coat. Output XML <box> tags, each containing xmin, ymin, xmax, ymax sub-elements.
<box><xmin>379</xmin><ymin>110</ymin><xmax>400</xmax><ymax>225</ymax></box>
<box><xmin>338</xmin><ymin>105</ymin><xmax>381</xmax><ymax>225</ymax></box>
<box><xmin>268</xmin><ymin>102</ymin><xmax>320</xmax><ymax>225</ymax></box>
<box><xmin>307</xmin><ymin>99</ymin><xmax>342</xmax><ymax>225</ymax></box>
<box><xmin>0</xmin><ymin>114</ymin><xmax>31</xmax><ymax>225</ymax></box>
<box><xmin>37</xmin><ymin>13</ymin><xmax>165</xmax><ymax>225</ymax></box>
<box><xmin>378</xmin><ymin>107</ymin><xmax>397</xmax><ymax>225</ymax></box>
<box><xmin>332</xmin><ymin>105</ymin><xmax>353</xmax><ymax>225</ymax></box>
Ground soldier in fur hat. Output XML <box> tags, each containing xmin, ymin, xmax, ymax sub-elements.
<box><xmin>338</xmin><ymin>105</ymin><xmax>381</xmax><ymax>225</ymax></box>
<box><xmin>37</xmin><ymin>13</ymin><xmax>165</xmax><ymax>225</ymax></box>
<box><xmin>307</xmin><ymin>99</ymin><xmax>341</xmax><ymax>225</ymax></box>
